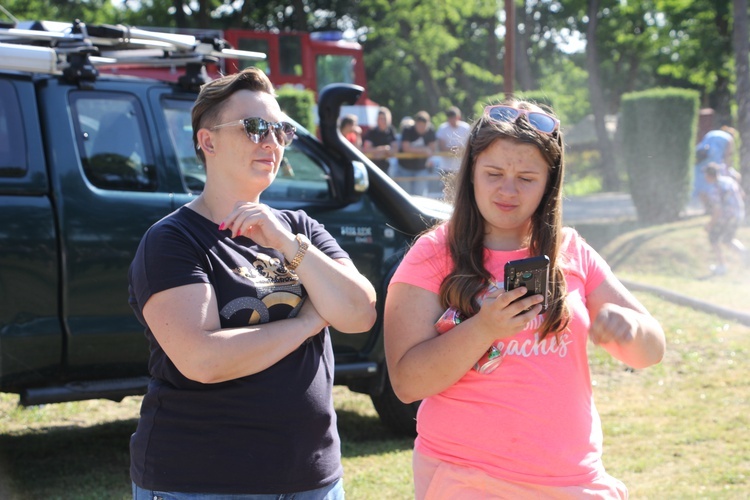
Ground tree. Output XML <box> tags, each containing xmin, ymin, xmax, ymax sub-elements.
<box><xmin>514</xmin><ymin>0</ymin><xmax>537</xmax><ymax>91</ymax></box>
<box><xmin>6</xmin><ymin>0</ymin><xmax>747</xmax><ymax>191</ymax></box>
<box><xmin>585</xmin><ymin>0</ymin><xmax>619</xmax><ymax>191</ymax></box>
<box><xmin>357</xmin><ymin>0</ymin><xmax>502</xmax><ymax>120</ymax></box>
<box><xmin>2</xmin><ymin>0</ymin><xmax>118</xmax><ymax>25</ymax></box>
<box><xmin>657</xmin><ymin>0</ymin><xmax>734</xmax><ymax>124</ymax></box>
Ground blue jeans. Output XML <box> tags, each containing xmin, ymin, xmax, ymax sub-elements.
<box><xmin>132</xmin><ymin>478</ymin><xmax>344</xmax><ymax>500</ymax></box>
<box><xmin>390</xmin><ymin>162</ymin><xmax>432</xmax><ymax>197</ymax></box>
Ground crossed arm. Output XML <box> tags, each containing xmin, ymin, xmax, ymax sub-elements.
<box><xmin>143</xmin><ymin>204</ymin><xmax>377</xmax><ymax>384</ymax></box>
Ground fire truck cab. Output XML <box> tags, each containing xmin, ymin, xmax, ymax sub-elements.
<box><xmin>226</xmin><ymin>29</ymin><xmax>379</xmax><ymax>130</ymax></box>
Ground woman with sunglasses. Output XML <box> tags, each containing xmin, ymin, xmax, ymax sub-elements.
<box><xmin>384</xmin><ymin>100</ymin><xmax>665</xmax><ymax>498</ymax></box>
<box><xmin>128</xmin><ymin>67</ymin><xmax>377</xmax><ymax>499</ymax></box>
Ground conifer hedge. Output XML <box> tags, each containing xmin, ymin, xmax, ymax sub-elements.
<box><xmin>620</xmin><ymin>88</ymin><xmax>699</xmax><ymax>223</ymax></box>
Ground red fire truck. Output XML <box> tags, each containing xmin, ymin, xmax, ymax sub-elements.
<box><xmin>100</xmin><ymin>26</ymin><xmax>379</xmax><ymax>129</ymax></box>
<box><xmin>226</xmin><ymin>30</ymin><xmax>365</xmax><ymax>98</ymax></box>
<box><xmin>1</xmin><ymin>20</ymin><xmax>379</xmax><ymax>128</ymax></box>
<box><xmin>224</xmin><ymin>28</ymin><xmax>378</xmax><ymax>129</ymax></box>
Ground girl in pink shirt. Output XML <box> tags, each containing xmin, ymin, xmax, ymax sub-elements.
<box><xmin>384</xmin><ymin>101</ymin><xmax>666</xmax><ymax>499</ymax></box>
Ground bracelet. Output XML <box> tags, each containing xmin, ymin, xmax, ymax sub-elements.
<box><xmin>286</xmin><ymin>234</ymin><xmax>309</xmax><ymax>271</ymax></box>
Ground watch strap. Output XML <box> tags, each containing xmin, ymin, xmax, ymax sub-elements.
<box><xmin>287</xmin><ymin>234</ymin><xmax>309</xmax><ymax>271</ymax></box>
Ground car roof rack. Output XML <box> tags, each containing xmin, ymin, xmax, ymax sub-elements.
<box><xmin>0</xmin><ymin>19</ymin><xmax>265</xmax><ymax>89</ymax></box>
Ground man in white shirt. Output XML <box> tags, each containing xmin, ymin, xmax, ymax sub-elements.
<box><xmin>434</xmin><ymin>106</ymin><xmax>471</xmax><ymax>197</ymax></box>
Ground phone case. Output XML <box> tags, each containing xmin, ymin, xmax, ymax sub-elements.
<box><xmin>504</xmin><ymin>255</ymin><xmax>550</xmax><ymax>312</ymax></box>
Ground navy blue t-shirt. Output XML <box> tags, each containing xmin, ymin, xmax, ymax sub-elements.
<box><xmin>399</xmin><ymin>125</ymin><xmax>436</xmax><ymax>171</ymax></box>
<box><xmin>128</xmin><ymin>206</ymin><xmax>349</xmax><ymax>494</ymax></box>
<box><xmin>363</xmin><ymin>125</ymin><xmax>397</xmax><ymax>171</ymax></box>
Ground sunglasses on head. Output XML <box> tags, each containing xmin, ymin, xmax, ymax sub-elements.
<box><xmin>484</xmin><ymin>105</ymin><xmax>560</xmax><ymax>135</ymax></box>
<box><xmin>211</xmin><ymin>117</ymin><xmax>296</xmax><ymax>147</ymax></box>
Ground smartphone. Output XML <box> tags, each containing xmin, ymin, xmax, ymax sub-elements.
<box><xmin>503</xmin><ymin>255</ymin><xmax>550</xmax><ymax>312</ymax></box>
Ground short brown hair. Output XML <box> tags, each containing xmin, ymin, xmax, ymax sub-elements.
<box><xmin>191</xmin><ymin>67</ymin><xmax>275</xmax><ymax>164</ymax></box>
<box><xmin>415</xmin><ymin>110</ymin><xmax>430</xmax><ymax>123</ymax></box>
<box><xmin>446</xmin><ymin>106</ymin><xmax>460</xmax><ymax>119</ymax></box>
<box><xmin>377</xmin><ymin>106</ymin><xmax>392</xmax><ymax>123</ymax></box>
<box><xmin>340</xmin><ymin>114</ymin><xmax>357</xmax><ymax>129</ymax></box>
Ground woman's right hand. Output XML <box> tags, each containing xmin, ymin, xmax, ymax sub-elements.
<box><xmin>473</xmin><ymin>286</ymin><xmax>544</xmax><ymax>342</ymax></box>
<box><xmin>385</xmin><ymin>283</ymin><xmax>541</xmax><ymax>403</ymax></box>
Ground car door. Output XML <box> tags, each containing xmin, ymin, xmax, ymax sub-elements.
<box><xmin>0</xmin><ymin>76</ymin><xmax>60</xmax><ymax>384</ymax></box>
<box><xmin>48</xmin><ymin>81</ymin><xmax>175</xmax><ymax>376</ymax></box>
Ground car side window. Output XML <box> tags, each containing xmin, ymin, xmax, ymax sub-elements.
<box><xmin>261</xmin><ymin>143</ymin><xmax>331</xmax><ymax>201</ymax></box>
<box><xmin>0</xmin><ymin>80</ymin><xmax>26</xmax><ymax>177</ymax></box>
<box><xmin>162</xmin><ymin>98</ymin><xmax>205</xmax><ymax>193</ymax></box>
<box><xmin>71</xmin><ymin>92</ymin><xmax>157</xmax><ymax>191</ymax></box>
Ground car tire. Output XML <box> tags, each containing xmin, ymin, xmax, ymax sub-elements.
<box><xmin>370</xmin><ymin>372</ymin><xmax>420</xmax><ymax>436</ymax></box>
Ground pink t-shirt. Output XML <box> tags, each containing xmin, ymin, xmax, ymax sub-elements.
<box><xmin>389</xmin><ymin>224</ymin><xmax>611</xmax><ymax>486</ymax></box>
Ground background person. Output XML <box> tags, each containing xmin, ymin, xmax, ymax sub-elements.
<box><xmin>384</xmin><ymin>100</ymin><xmax>666</xmax><ymax>499</ymax></box>
<box><xmin>435</xmin><ymin>105</ymin><xmax>471</xmax><ymax>173</ymax></box>
<box><xmin>693</xmin><ymin>126</ymin><xmax>739</xmax><ymax>210</ymax></box>
<box><xmin>339</xmin><ymin>113</ymin><xmax>363</xmax><ymax>148</ymax></box>
<box><xmin>434</xmin><ymin>105</ymin><xmax>471</xmax><ymax>195</ymax></box>
<box><xmin>128</xmin><ymin>67</ymin><xmax>377</xmax><ymax>499</ymax></box>
<box><xmin>393</xmin><ymin>110</ymin><xmax>437</xmax><ymax>196</ymax></box>
<box><xmin>703</xmin><ymin>162</ymin><xmax>747</xmax><ymax>275</ymax></box>
<box><xmin>363</xmin><ymin>106</ymin><xmax>398</xmax><ymax>173</ymax></box>
<box><xmin>391</xmin><ymin>116</ymin><xmax>414</xmax><ymax>175</ymax></box>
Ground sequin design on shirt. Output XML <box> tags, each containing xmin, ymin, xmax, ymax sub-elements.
<box><xmin>220</xmin><ymin>252</ymin><xmax>304</xmax><ymax>325</ymax></box>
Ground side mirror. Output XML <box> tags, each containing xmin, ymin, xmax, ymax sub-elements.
<box><xmin>352</xmin><ymin>161</ymin><xmax>369</xmax><ymax>193</ymax></box>
<box><xmin>318</xmin><ymin>83</ymin><xmax>368</xmax><ymax>203</ymax></box>
<box><xmin>318</xmin><ymin>84</ymin><xmax>364</xmax><ymax>144</ymax></box>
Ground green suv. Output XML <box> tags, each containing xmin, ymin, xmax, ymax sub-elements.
<box><xmin>0</xmin><ymin>20</ymin><xmax>448</xmax><ymax>434</ymax></box>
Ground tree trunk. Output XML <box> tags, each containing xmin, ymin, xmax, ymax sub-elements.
<box><xmin>414</xmin><ymin>58</ymin><xmax>442</xmax><ymax>112</ymax></box>
<box><xmin>714</xmin><ymin>75</ymin><xmax>733</xmax><ymax>126</ymax></box>
<box><xmin>625</xmin><ymin>51</ymin><xmax>639</xmax><ymax>94</ymax></box>
<box><xmin>586</xmin><ymin>0</ymin><xmax>620</xmax><ymax>191</ymax></box>
<box><xmin>196</xmin><ymin>0</ymin><xmax>210</xmax><ymax>29</ymax></box>
<box><xmin>503</xmin><ymin>0</ymin><xmax>515</xmax><ymax>97</ymax></box>
<box><xmin>239</xmin><ymin>0</ymin><xmax>252</xmax><ymax>27</ymax></box>
<box><xmin>173</xmin><ymin>0</ymin><xmax>186</xmax><ymax>28</ymax></box>
<box><xmin>290</xmin><ymin>0</ymin><xmax>307</xmax><ymax>31</ymax></box>
<box><xmin>515</xmin><ymin>0</ymin><xmax>536</xmax><ymax>91</ymax></box>
<box><xmin>487</xmin><ymin>16</ymin><xmax>502</xmax><ymax>85</ymax></box>
<box><xmin>713</xmin><ymin>1</ymin><xmax>734</xmax><ymax>127</ymax></box>
<box><xmin>733</xmin><ymin>0</ymin><xmax>750</xmax><ymax>206</ymax></box>
<box><xmin>399</xmin><ymin>21</ymin><xmax>441</xmax><ymax>111</ymax></box>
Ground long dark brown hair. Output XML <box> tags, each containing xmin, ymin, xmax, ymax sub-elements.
<box><xmin>438</xmin><ymin>99</ymin><xmax>570</xmax><ymax>339</ymax></box>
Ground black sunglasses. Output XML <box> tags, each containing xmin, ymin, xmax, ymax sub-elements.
<box><xmin>484</xmin><ymin>105</ymin><xmax>560</xmax><ymax>135</ymax></box>
<box><xmin>211</xmin><ymin>117</ymin><xmax>296</xmax><ymax>147</ymax></box>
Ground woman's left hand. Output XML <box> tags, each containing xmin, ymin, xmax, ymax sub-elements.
<box><xmin>589</xmin><ymin>303</ymin><xmax>638</xmax><ymax>346</ymax></box>
<box><xmin>587</xmin><ymin>275</ymin><xmax>666</xmax><ymax>369</ymax></box>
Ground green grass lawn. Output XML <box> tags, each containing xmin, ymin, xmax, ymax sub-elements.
<box><xmin>0</xmin><ymin>217</ymin><xmax>748</xmax><ymax>499</ymax></box>
<box><xmin>586</xmin><ymin>216</ymin><xmax>750</xmax><ymax>313</ymax></box>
